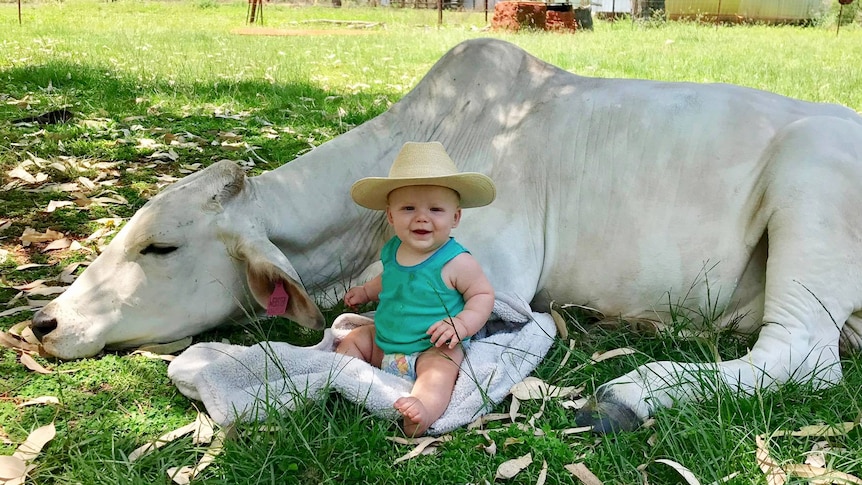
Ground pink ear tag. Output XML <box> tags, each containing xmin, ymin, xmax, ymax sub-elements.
<box><xmin>266</xmin><ymin>281</ymin><xmax>290</xmax><ymax>316</ymax></box>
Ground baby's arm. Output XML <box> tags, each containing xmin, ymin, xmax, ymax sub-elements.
<box><xmin>429</xmin><ymin>253</ymin><xmax>495</xmax><ymax>349</ymax></box>
<box><xmin>344</xmin><ymin>274</ymin><xmax>383</xmax><ymax>308</ymax></box>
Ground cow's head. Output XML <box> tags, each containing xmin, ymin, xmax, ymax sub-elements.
<box><xmin>30</xmin><ymin>161</ymin><xmax>324</xmax><ymax>359</ymax></box>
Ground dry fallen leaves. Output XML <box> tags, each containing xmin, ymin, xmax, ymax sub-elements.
<box><xmin>784</xmin><ymin>464</ymin><xmax>862</xmax><ymax>484</ymax></box>
<box><xmin>0</xmin><ymin>332</ymin><xmax>38</xmax><ymax>353</ymax></box>
<box><xmin>508</xmin><ymin>376</ymin><xmax>584</xmax><ymax>431</ymax></box>
<box><xmin>536</xmin><ymin>460</ymin><xmax>548</xmax><ymax>485</ymax></box>
<box><xmin>127</xmin><ymin>416</ymin><xmax>231</xmax><ymax>485</ymax></box>
<box><xmin>496</xmin><ymin>452</ymin><xmax>532</xmax><ymax>480</ymax></box>
<box><xmin>43</xmin><ymin>200</ymin><xmax>74</xmax><ymax>213</ymax></box>
<box><xmin>0</xmin><ymin>456</ymin><xmax>30</xmax><ymax>485</ymax></box>
<box><xmin>559</xmin><ymin>426</ymin><xmax>593</xmax><ymax>436</ymax></box>
<box><xmin>467</xmin><ymin>413</ymin><xmax>517</xmax><ymax>430</ymax></box>
<box><xmin>131</xmin><ymin>337</ymin><xmax>194</xmax><ymax>361</ymax></box>
<box><xmin>590</xmin><ymin>347</ymin><xmax>637</xmax><ymax>363</ymax></box>
<box><xmin>654</xmin><ymin>458</ymin><xmax>701</xmax><ymax>485</ymax></box>
<box><xmin>757</xmin><ymin>435</ymin><xmax>788</xmax><ymax>485</ymax></box>
<box><xmin>0</xmin><ymin>306</ymin><xmax>39</xmax><ymax>319</ymax></box>
<box><xmin>17</xmin><ymin>396</ymin><xmax>60</xmax><ymax>408</ymax></box>
<box><xmin>19</xmin><ymin>353</ymin><xmax>52</xmax><ymax>374</ymax></box>
<box><xmin>756</xmin><ymin>424</ymin><xmax>862</xmax><ymax>485</ymax></box>
<box><xmin>167</xmin><ymin>427</ymin><xmax>228</xmax><ymax>485</ymax></box>
<box><xmin>42</xmin><ymin>238</ymin><xmax>71</xmax><ymax>252</ymax></box>
<box><xmin>11</xmin><ymin>424</ymin><xmax>56</xmax><ymax>462</ymax></box>
<box><xmin>565</xmin><ymin>462</ymin><xmax>603</xmax><ymax>485</ymax></box>
<box><xmin>20</xmin><ymin>227</ymin><xmax>64</xmax><ymax>247</ymax></box>
<box><xmin>8</xmin><ymin>322</ymin><xmax>39</xmax><ymax>348</ymax></box>
<box><xmin>479</xmin><ymin>438</ymin><xmax>497</xmax><ymax>456</ymax></box>
<box><xmin>770</xmin><ymin>422</ymin><xmax>856</xmax><ymax>438</ymax></box>
<box><xmin>805</xmin><ymin>441</ymin><xmax>836</xmax><ymax>469</ymax></box>
<box><xmin>510</xmin><ymin>376</ymin><xmax>582</xmax><ymax>401</ymax></box>
<box><xmin>557</xmin><ymin>338</ymin><xmax>577</xmax><ymax>369</ymax></box>
<box><xmin>129</xmin><ymin>412</ymin><xmax>217</xmax><ymax>462</ymax></box>
<box><xmin>562</xmin><ymin>345</ymin><xmax>639</xmax><ymax>375</ymax></box>
<box><xmin>0</xmin><ymin>329</ymin><xmax>50</xmax><ymax>371</ymax></box>
<box><xmin>550</xmin><ymin>306</ymin><xmax>569</xmax><ymax>340</ymax></box>
<box><xmin>388</xmin><ymin>435</ymin><xmax>452</xmax><ymax>464</ymax></box>
<box><xmin>0</xmin><ymin>422</ymin><xmax>56</xmax><ymax>484</ymax></box>
<box><xmin>6</xmin><ymin>166</ymin><xmax>46</xmax><ymax>186</ymax></box>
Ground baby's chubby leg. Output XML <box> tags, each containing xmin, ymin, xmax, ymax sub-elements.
<box><xmin>395</xmin><ymin>345</ymin><xmax>464</xmax><ymax>436</ymax></box>
<box><xmin>335</xmin><ymin>324</ymin><xmax>384</xmax><ymax>367</ymax></box>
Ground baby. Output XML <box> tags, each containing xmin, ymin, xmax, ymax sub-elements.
<box><xmin>336</xmin><ymin>141</ymin><xmax>496</xmax><ymax>436</ymax></box>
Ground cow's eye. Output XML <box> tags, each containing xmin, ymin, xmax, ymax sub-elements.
<box><xmin>140</xmin><ymin>244</ymin><xmax>178</xmax><ymax>256</ymax></box>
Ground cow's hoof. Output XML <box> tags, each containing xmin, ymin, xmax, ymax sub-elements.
<box><xmin>574</xmin><ymin>396</ymin><xmax>642</xmax><ymax>433</ymax></box>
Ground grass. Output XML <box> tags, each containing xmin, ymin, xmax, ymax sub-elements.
<box><xmin>2</xmin><ymin>1</ymin><xmax>862</xmax><ymax>483</ymax></box>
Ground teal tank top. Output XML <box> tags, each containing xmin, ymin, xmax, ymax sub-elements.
<box><xmin>374</xmin><ymin>237</ymin><xmax>468</xmax><ymax>354</ymax></box>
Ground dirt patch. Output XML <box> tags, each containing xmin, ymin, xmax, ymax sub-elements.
<box><xmin>232</xmin><ymin>27</ymin><xmax>378</xmax><ymax>36</ymax></box>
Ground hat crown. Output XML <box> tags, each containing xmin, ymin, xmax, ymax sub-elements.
<box><xmin>350</xmin><ymin>141</ymin><xmax>496</xmax><ymax>210</ymax></box>
<box><xmin>389</xmin><ymin>142</ymin><xmax>459</xmax><ymax>179</ymax></box>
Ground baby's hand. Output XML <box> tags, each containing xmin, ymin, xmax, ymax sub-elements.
<box><xmin>344</xmin><ymin>286</ymin><xmax>369</xmax><ymax>309</ymax></box>
<box><xmin>428</xmin><ymin>317</ymin><xmax>465</xmax><ymax>349</ymax></box>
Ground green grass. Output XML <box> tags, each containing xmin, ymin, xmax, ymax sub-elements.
<box><xmin>2</xmin><ymin>1</ymin><xmax>862</xmax><ymax>483</ymax></box>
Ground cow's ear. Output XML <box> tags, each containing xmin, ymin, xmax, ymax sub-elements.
<box><xmin>236</xmin><ymin>237</ymin><xmax>325</xmax><ymax>330</ymax></box>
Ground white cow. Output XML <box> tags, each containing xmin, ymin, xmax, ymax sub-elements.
<box><xmin>30</xmin><ymin>38</ymin><xmax>862</xmax><ymax>432</ymax></box>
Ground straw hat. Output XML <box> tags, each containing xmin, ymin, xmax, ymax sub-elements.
<box><xmin>350</xmin><ymin>141</ymin><xmax>496</xmax><ymax>210</ymax></box>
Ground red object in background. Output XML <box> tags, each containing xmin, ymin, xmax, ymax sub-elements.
<box><xmin>546</xmin><ymin>9</ymin><xmax>576</xmax><ymax>30</ymax></box>
<box><xmin>491</xmin><ymin>2</ymin><xmax>547</xmax><ymax>31</ymax></box>
<box><xmin>838</xmin><ymin>0</ymin><xmax>853</xmax><ymax>5</ymax></box>
<box><xmin>491</xmin><ymin>1</ymin><xmax>582</xmax><ymax>31</ymax></box>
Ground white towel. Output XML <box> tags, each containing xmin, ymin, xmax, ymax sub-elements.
<box><xmin>167</xmin><ymin>295</ymin><xmax>556</xmax><ymax>435</ymax></box>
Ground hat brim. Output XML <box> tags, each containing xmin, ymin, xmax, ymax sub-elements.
<box><xmin>351</xmin><ymin>172</ymin><xmax>496</xmax><ymax>210</ymax></box>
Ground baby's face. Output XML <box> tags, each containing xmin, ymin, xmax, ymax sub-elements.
<box><xmin>385</xmin><ymin>185</ymin><xmax>461</xmax><ymax>256</ymax></box>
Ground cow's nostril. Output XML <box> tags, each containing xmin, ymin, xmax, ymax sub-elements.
<box><xmin>30</xmin><ymin>313</ymin><xmax>58</xmax><ymax>341</ymax></box>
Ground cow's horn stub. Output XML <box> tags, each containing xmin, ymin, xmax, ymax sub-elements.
<box><xmin>214</xmin><ymin>161</ymin><xmax>246</xmax><ymax>202</ymax></box>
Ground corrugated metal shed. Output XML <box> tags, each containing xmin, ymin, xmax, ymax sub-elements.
<box><xmin>665</xmin><ymin>0</ymin><xmax>829</xmax><ymax>22</ymax></box>
<box><xmin>590</xmin><ymin>0</ymin><xmax>829</xmax><ymax>22</ymax></box>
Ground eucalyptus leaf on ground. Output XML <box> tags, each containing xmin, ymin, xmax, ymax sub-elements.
<box><xmin>129</xmin><ymin>413</ymin><xmax>216</xmax><ymax>462</ymax></box>
<box><xmin>0</xmin><ymin>456</ymin><xmax>28</xmax><ymax>481</ymax></box>
<box><xmin>536</xmin><ymin>460</ymin><xmax>548</xmax><ymax>485</ymax></box>
<box><xmin>565</xmin><ymin>462</ymin><xmax>603</xmax><ymax>485</ymax></box>
<box><xmin>510</xmin><ymin>376</ymin><xmax>581</xmax><ymax>400</ymax></box>
<box><xmin>17</xmin><ymin>396</ymin><xmax>60</xmax><ymax>408</ymax></box>
<box><xmin>19</xmin><ymin>353</ymin><xmax>52</xmax><ymax>374</ymax></box>
<box><xmin>783</xmin><ymin>464</ymin><xmax>862</xmax><ymax>484</ymax></box>
<box><xmin>756</xmin><ymin>435</ymin><xmax>787</xmax><ymax>485</ymax></box>
<box><xmin>167</xmin><ymin>428</ymin><xmax>227</xmax><ymax>485</ymax></box>
<box><xmin>391</xmin><ymin>435</ymin><xmax>451</xmax><ymax>465</ymax></box>
<box><xmin>771</xmin><ymin>422</ymin><xmax>855</xmax><ymax>438</ymax></box>
<box><xmin>496</xmin><ymin>452</ymin><xmax>532</xmax><ymax>480</ymax></box>
<box><xmin>654</xmin><ymin>458</ymin><xmax>702</xmax><ymax>485</ymax></box>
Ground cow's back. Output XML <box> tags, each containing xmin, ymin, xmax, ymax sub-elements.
<box><xmin>420</xmin><ymin>39</ymin><xmax>861</xmax><ymax>324</ymax></box>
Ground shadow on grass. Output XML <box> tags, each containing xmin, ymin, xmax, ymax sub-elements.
<box><xmin>0</xmin><ymin>59</ymin><xmax>393</xmax><ymax>247</ymax></box>
<box><xmin>1</xmin><ymin>59</ymin><xmax>391</xmax><ymax>127</ymax></box>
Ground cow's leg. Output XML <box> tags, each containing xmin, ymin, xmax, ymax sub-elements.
<box><xmin>577</xmin><ymin>117</ymin><xmax>862</xmax><ymax>432</ymax></box>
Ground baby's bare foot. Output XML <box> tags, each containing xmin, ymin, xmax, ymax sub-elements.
<box><xmin>394</xmin><ymin>396</ymin><xmax>431</xmax><ymax>436</ymax></box>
